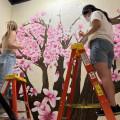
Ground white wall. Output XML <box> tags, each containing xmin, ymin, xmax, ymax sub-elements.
<box><xmin>11</xmin><ymin>2</ymin><xmax>120</xmax><ymax>120</ymax></box>
<box><xmin>11</xmin><ymin>0</ymin><xmax>120</xmax><ymax>25</ymax></box>
<box><xmin>11</xmin><ymin>0</ymin><xmax>66</xmax><ymax>24</ymax></box>
<box><xmin>0</xmin><ymin>0</ymin><xmax>12</xmax><ymax>40</ymax></box>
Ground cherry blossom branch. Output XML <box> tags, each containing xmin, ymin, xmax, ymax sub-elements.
<box><xmin>58</xmin><ymin>13</ymin><xmax>64</xmax><ymax>38</ymax></box>
<box><xmin>61</xmin><ymin>35</ymin><xmax>72</xmax><ymax>49</ymax></box>
<box><xmin>23</xmin><ymin>18</ymin><xmax>47</xmax><ymax>27</ymax></box>
<box><xmin>112</xmin><ymin>14</ymin><xmax>120</xmax><ymax>19</ymax></box>
<box><xmin>41</xmin><ymin>23</ymin><xmax>50</xmax><ymax>53</ymax></box>
<box><xmin>69</xmin><ymin>16</ymin><xmax>81</xmax><ymax>32</ymax></box>
<box><xmin>38</xmin><ymin>19</ymin><xmax>47</xmax><ymax>27</ymax></box>
<box><xmin>17</xmin><ymin>49</ymin><xmax>31</xmax><ymax>60</ymax></box>
<box><xmin>57</xmin><ymin>13</ymin><xmax>73</xmax><ymax>49</ymax></box>
<box><xmin>37</xmin><ymin>18</ymin><xmax>51</xmax><ymax>53</ymax></box>
<box><xmin>23</xmin><ymin>18</ymin><xmax>50</xmax><ymax>67</ymax></box>
<box><xmin>28</xmin><ymin>30</ymin><xmax>43</xmax><ymax>52</ymax></box>
<box><xmin>111</xmin><ymin>14</ymin><xmax>120</xmax><ymax>25</ymax></box>
<box><xmin>40</xmin><ymin>22</ymin><xmax>49</xmax><ymax>40</ymax></box>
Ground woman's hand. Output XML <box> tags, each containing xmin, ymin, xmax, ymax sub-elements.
<box><xmin>79</xmin><ymin>31</ymin><xmax>86</xmax><ymax>37</ymax></box>
<box><xmin>78</xmin><ymin>31</ymin><xmax>88</xmax><ymax>44</ymax></box>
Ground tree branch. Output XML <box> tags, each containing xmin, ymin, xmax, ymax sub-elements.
<box><xmin>58</xmin><ymin>13</ymin><xmax>64</xmax><ymax>38</ymax></box>
<box><xmin>111</xmin><ymin>14</ymin><xmax>120</xmax><ymax>25</ymax></box>
<box><xmin>17</xmin><ymin>49</ymin><xmax>31</xmax><ymax>60</ymax></box>
<box><xmin>69</xmin><ymin>16</ymin><xmax>81</xmax><ymax>32</ymax></box>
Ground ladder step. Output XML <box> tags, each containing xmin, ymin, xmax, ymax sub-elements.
<box><xmin>66</xmin><ymin>104</ymin><xmax>100</xmax><ymax>109</ymax></box>
<box><xmin>5</xmin><ymin>74</ymin><xmax>26</xmax><ymax>83</ymax></box>
<box><xmin>17</xmin><ymin>111</ymin><xmax>27</xmax><ymax>113</ymax></box>
<box><xmin>62</xmin><ymin>117</ymin><xmax>67</xmax><ymax>120</ymax></box>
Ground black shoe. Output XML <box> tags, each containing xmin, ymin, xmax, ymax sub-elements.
<box><xmin>111</xmin><ymin>104</ymin><xmax>120</xmax><ymax>115</ymax></box>
<box><xmin>96</xmin><ymin>104</ymin><xmax>120</xmax><ymax>116</ymax></box>
<box><xmin>96</xmin><ymin>108</ymin><xmax>104</xmax><ymax>116</ymax></box>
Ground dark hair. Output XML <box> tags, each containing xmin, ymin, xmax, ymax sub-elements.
<box><xmin>82</xmin><ymin>4</ymin><xmax>111</xmax><ymax>23</ymax></box>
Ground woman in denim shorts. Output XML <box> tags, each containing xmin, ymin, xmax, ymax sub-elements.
<box><xmin>79</xmin><ymin>4</ymin><xmax>120</xmax><ymax>115</ymax></box>
<box><xmin>0</xmin><ymin>21</ymin><xmax>23</xmax><ymax>103</ymax></box>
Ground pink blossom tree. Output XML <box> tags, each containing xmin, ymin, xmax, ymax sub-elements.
<box><xmin>16</xmin><ymin>12</ymin><xmax>74</xmax><ymax>90</ymax></box>
<box><xmin>16</xmin><ymin>12</ymin><xmax>81</xmax><ymax>119</ymax></box>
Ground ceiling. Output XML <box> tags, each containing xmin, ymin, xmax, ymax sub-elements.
<box><xmin>8</xmin><ymin>0</ymin><xmax>31</xmax><ymax>5</ymax></box>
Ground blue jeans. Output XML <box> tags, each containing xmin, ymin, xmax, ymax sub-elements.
<box><xmin>0</xmin><ymin>50</ymin><xmax>16</xmax><ymax>92</ymax></box>
<box><xmin>90</xmin><ymin>38</ymin><xmax>114</xmax><ymax>69</ymax></box>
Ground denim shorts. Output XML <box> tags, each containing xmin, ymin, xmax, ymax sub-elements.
<box><xmin>0</xmin><ymin>50</ymin><xmax>16</xmax><ymax>87</ymax></box>
<box><xmin>90</xmin><ymin>38</ymin><xmax>114</xmax><ymax>69</ymax></box>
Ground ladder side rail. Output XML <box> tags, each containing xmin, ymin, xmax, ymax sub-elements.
<box><xmin>66</xmin><ymin>57</ymin><xmax>80</xmax><ymax>120</ymax></box>
<box><xmin>81</xmin><ymin>51</ymin><xmax>116</xmax><ymax>120</ymax></box>
<box><xmin>57</xmin><ymin>50</ymin><xmax>76</xmax><ymax>120</ymax></box>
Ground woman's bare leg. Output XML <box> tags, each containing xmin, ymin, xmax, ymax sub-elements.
<box><xmin>94</xmin><ymin>62</ymin><xmax>116</xmax><ymax>106</ymax></box>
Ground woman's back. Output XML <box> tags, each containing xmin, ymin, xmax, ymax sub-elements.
<box><xmin>1</xmin><ymin>31</ymin><xmax>17</xmax><ymax>54</ymax></box>
<box><xmin>89</xmin><ymin>11</ymin><xmax>114</xmax><ymax>44</ymax></box>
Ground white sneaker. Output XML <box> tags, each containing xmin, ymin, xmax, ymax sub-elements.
<box><xmin>18</xmin><ymin>117</ymin><xmax>27</xmax><ymax>120</ymax></box>
<box><xmin>1</xmin><ymin>113</ymin><xmax>9</xmax><ymax>118</ymax></box>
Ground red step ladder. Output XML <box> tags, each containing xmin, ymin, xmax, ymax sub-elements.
<box><xmin>1</xmin><ymin>74</ymin><xmax>32</xmax><ymax>120</ymax></box>
<box><xmin>57</xmin><ymin>43</ymin><xmax>116</xmax><ymax>120</ymax></box>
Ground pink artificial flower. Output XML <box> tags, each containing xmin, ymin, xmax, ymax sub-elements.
<box><xmin>38</xmin><ymin>104</ymin><xmax>58</xmax><ymax>120</ymax></box>
<box><xmin>32</xmin><ymin>100</ymin><xmax>58</xmax><ymax>120</ymax></box>
<box><xmin>43</xmin><ymin>89</ymin><xmax>59</xmax><ymax>108</ymax></box>
<box><xmin>32</xmin><ymin>101</ymin><xmax>47</xmax><ymax>112</ymax></box>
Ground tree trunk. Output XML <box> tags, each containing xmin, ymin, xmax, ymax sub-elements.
<box><xmin>54</xmin><ymin>56</ymin><xmax>65</xmax><ymax>96</ymax></box>
<box><xmin>53</xmin><ymin>56</ymin><xmax>65</xmax><ymax>110</ymax></box>
<box><xmin>37</xmin><ymin>58</ymin><xmax>49</xmax><ymax>89</ymax></box>
<box><xmin>41</xmin><ymin>67</ymin><xmax>49</xmax><ymax>89</ymax></box>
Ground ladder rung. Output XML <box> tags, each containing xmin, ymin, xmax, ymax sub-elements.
<box><xmin>66</xmin><ymin>104</ymin><xmax>100</xmax><ymax>109</ymax></box>
<box><xmin>62</xmin><ymin>117</ymin><xmax>67</xmax><ymax>120</ymax></box>
<box><xmin>17</xmin><ymin>110</ymin><xmax>27</xmax><ymax>113</ymax></box>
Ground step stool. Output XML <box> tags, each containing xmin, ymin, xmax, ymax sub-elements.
<box><xmin>1</xmin><ymin>74</ymin><xmax>32</xmax><ymax>120</ymax></box>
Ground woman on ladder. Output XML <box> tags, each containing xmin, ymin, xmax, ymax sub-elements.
<box><xmin>79</xmin><ymin>4</ymin><xmax>120</xmax><ymax>116</ymax></box>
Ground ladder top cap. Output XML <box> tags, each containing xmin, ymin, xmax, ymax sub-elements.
<box><xmin>5</xmin><ymin>74</ymin><xmax>26</xmax><ymax>83</ymax></box>
<box><xmin>71</xmin><ymin>43</ymin><xmax>84</xmax><ymax>50</ymax></box>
